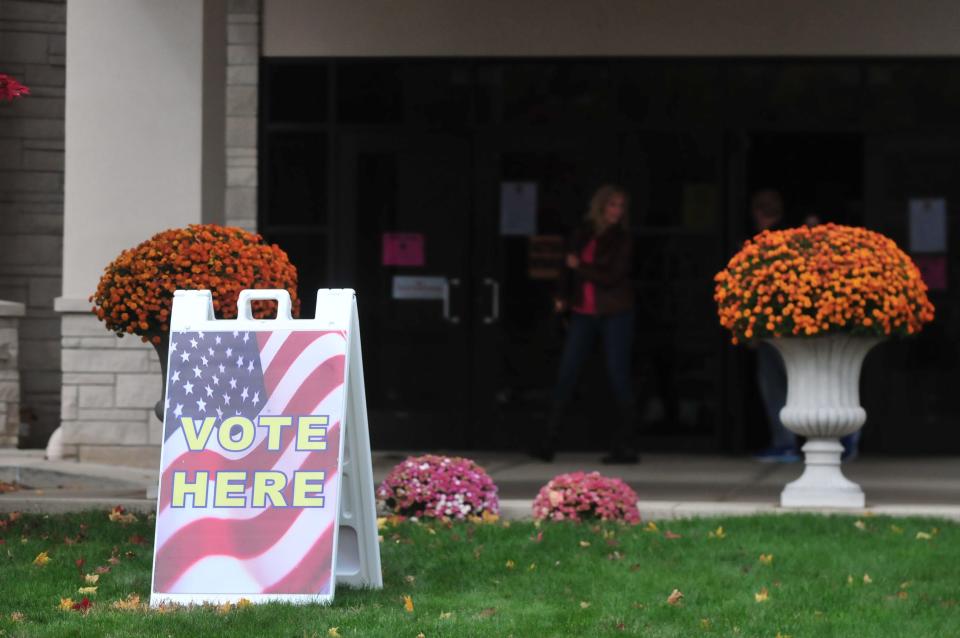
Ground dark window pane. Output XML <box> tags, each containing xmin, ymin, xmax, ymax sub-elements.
<box><xmin>866</xmin><ymin>62</ymin><xmax>960</xmax><ymax>128</ymax></box>
<box><xmin>262</xmin><ymin>232</ymin><xmax>327</xmax><ymax>315</ymax></box>
<box><xmin>265</xmin><ymin>131</ymin><xmax>327</xmax><ymax>226</ymax></box>
<box><xmin>404</xmin><ymin>63</ymin><xmax>473</xmax><ymax>125</ymax></box>
<box><xmin>479</xmin><ymin>62</ymin><xmax>614</xmax><ymax>124</ymax></box>
<box><xmin>266</xmin><ymin>63</ymin><xmax>327</xmax><ymax>122</ymax></box>
<box><xmin>727</xmin><ymin>63</ymin><xmax>861</xmax><ymax>127</ymax></box>
<box><xmin>618</xmin><ymin>62</ymin><xmax>723</xmax><ymax>125</ymax></box>
<box><xmin>336</xmin><ymin>62</ymin><xmax>403</xmax><ymax>123</ymax></box>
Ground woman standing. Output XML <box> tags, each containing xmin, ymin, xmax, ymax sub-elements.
<box><xmin>531</xmin><ymin>184</ymin><xmax>637</xmax><ymax>463</ymax></box>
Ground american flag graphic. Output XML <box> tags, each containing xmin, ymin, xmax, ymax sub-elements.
<box><xmin>152</xmin><ymin>329</ymin><xmax>347</xmax><ymax>596</ymax></box>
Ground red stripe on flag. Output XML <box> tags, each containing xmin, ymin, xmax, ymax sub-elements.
<box><xmin>262</xmin><ymin>523</ymin><xmax>334</xmax><ymax>594</ymax></box>
<box><xmin>260</xmin><ymin>331</ymin><xmax>331</xmax><ymax>395</ymax></box>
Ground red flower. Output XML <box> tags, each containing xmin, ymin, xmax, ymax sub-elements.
<box><xmin>0</xmin><ymin>74</ymin><xmax>30</xmax><ymax>102</ymax></box>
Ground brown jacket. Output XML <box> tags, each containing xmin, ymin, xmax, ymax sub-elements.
<box><xmin>556</xmin><ymin>223</ymin><xmax>635</xmax><ymax>316</ymax></box>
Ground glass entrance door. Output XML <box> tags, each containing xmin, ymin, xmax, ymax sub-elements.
<box><xmin>340</xmin><ymin>131</ymin><xmax>475</xmax><ymax>449</ymax></box>
<box><xmin>472</xmin><ymin>130</ymin><xmax>623</xmax><ymax>450</ymax></box>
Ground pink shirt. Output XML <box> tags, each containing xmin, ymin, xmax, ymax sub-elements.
<box><xmin>572</xmin><ymin>238</ymin><xmax>597</xmax><ymax>315</ymax></box>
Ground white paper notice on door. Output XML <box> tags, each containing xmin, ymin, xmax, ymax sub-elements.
<box><xmin>500</xmin><ymin>182</ymin><xmax>538</xmax><ymax>236</ymax></box>
<box><xmin>909</xmin><ymin>198</ymin><xmax>947</xmax><ymax>253</ymax></box>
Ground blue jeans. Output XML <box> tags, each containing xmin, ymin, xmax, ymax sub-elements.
<box><xmin>553</xmin><ymin>311</ymin><xmax>635</xmax><ymax>408</ymax></box>
<box><xmin>756</xmin><ymin>341</ymin><xmax>795</xmax><ymax>449</ymax></box>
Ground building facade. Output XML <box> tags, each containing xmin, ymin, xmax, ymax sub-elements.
<box><xmin>2</xmin><ymin>0</ymin><xmax>960</xmax><ymax>466</ymax></box>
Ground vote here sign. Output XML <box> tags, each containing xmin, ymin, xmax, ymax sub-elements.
<box><xmin>151</xmin><ymin>328</ymin><xmax>347</xmax><ymax>601</ymax></box>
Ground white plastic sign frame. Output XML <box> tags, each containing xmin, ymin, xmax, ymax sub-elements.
<box><xmin>149</xmin><ymin>288</ymin><xmax>382</xmax><ymax>606</ymax></box>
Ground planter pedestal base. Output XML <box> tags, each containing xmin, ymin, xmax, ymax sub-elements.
<box><xmin>780</xmin><ymin>439</ymin><xmax>864</xmax><ymax>508</ymax></box>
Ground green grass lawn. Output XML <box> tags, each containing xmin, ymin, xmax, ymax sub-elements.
<box><xmin>0</xmin><ymin>510</ymin><xmax>957</xmax><ymax>637</ymax></box>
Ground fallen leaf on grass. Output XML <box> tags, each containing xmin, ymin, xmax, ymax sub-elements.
<box><xmin>528</xmin><ymin>563</ymin><xmax>536</xmax><ymax>571</ymax></box>
<box><xmin>111</xmin><ymin>594</ymin><xmax>143</xmax><ymax>611</ymax></box>
<box><xmin>477</xmin><ymin>607</ymin><xmax>497</xmax><ymax>618</ymax></box>
<box><xmin>439</xmin><ymin>611</ymin><xmax>453</xmax><ymax>620</ymax></box>
<box><xmin>759</xmin><ymin>553</ymin><xmax>774</xmax><ymax>565</ymax></box>
<box><xmin>847</xmin><ymin>575</ymin><xmax>854</xmax><ymax>585</ymax></box>
<box><xmin>700</xmin><ymin>618</ymin><xmax>711</xmax><ymax>629</ymax></box>
<box><xmin>10</xmin><ymin>611</ymin><xmax>24</xmax><ymax>622</ymax></box>
<box><xmin>403</xmin><ymin>595</ymin><xmax>414</xmax><ymax>613</ymax></box>
<box><xmin>666</xmin><ymin>589</ymin><xmax>684</xmax><ymax>606</ymax></box>
<box><xmin>94</xmin><ymin>565</ymin><xmax>111</xmax><ymax>575</ymax></box>
<box><xmin>107</xmin><ymin>556</ymin><xmax>120</xmax><ymax>566</ymax></box>
<box><xmin>643</xmin><ymin>521</ymin><xmax>659</xmax><ymax>533</ymax></box>
<box><xmin>416</xmin><ymin>633</ymin><xmax>425</xmax><ymax>638</ymax></box>
<box><xmin>579</xmin><ymin>601</ymin><xmax>591</xmax><ymax>609</ymax></box>
<box><xmin>84</xmin><ymin>573</ymin><xmax>99</xmax><ymax>585</ymax></box>
<box><xmin>916</xmin><ymin>531</ymin><xmax>932</xmax><ymax>540</ymax></box>
<box><xmin>754</xmin><ymin>587</ymin><xmax>770</xmax><ymax>603</ymax></box>
<box><xmin>607</xmin><ymin>551</ymin><xmax>624</xmax><ymax>561</ymax></box>
<box><xmin>108</xmin><ymin>506</ymin><xmax>138</xmax><ymax>525</ymax></box>
<box><xmin>404</xmin><ymin>575</ymin><xmax>416</xmax><ymax>585</ymax></box>
<box><xmin>579</xmin><ymin>540</ymin><xmax>591</xmax><ymax>548</ymax></box>
<box><xmin>33</xmin><ymin>551</ymin><xmax>50</xmax><ymax>566</ymax></box>
<box><xmin>78</xmin><ymin>586</ymin><xmax>97</xmax><ymax>595</ymax></box>
<box><xmin>707</xmin><ymin>526</ymin><xmax>726</xmax><ymax>539</ymax></box>
<box><xmin>854</xmin><ymin>520</ymin><xmax>866</xmax><ymax>531</ymax></box>
<box><xmin>71</xmin><ymin>597</ymin><xmax>92</xmax><ymax>614</ymax></box>
<box><xmin>128</xmin><ymin>534</ymin><xmax>147</xmax><ymax>545</ymax></box>
<box><xmin>327</xmin><ymin>628</ymin><xmax>342</xmax><ymax>638</ymax></box>
<box><xmin>863</xmin><ymin>573</ymin><xmax>873</xmax><ymax>584</ymax></box>
<box><xmin>59</xmin><ymin>597</ymin><xmax>74</xmax><ymax>611</ymax></box>
<box><xmin>505</xmin><ymin>560</ymin><xmax>515</xmax><ymax>570</ymax></box>
<box><xmin>8</xmin><ymin>512</ymin><xmax>21</xmax><ymax>522</ymax></box>
<box><xmin>664</xmin><ymin>530</ymin><xmax>682</xmax><ymax>540</ymax></box>
<box><xmin>530</xmin><ymin>530</ymin><xmax>543</xmax><ymax>543</ymax></box>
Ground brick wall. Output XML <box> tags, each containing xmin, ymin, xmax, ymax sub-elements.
<box><xmin>0</xmin><ymin>0</ymin><xmax>66</xmax><ymax>447</ymax></box>
<box><xmin>225</xmin><ymin>0</ymin><xmax>260</xmax><ymax>231</ymax></box>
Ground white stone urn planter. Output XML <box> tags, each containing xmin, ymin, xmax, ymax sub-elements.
<box><xmin>768</xmin><ymin>334</ymin><xmax>881</xmax><ymax>508</ymax></box>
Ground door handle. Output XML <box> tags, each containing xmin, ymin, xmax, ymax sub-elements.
<box><xmin>483</xmin><ymin>277</ymin><xmax>499</xmax><ymax>324</ymax></box>
<box><xmin>443</xmin><ymin>278</ymin><xmax>461</xmax><ymax>324</ymax></box>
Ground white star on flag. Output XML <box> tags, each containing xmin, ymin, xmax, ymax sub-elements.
<box><xmin>183</xmin><ymin>381</ymin><xmax>194</xmax><ymax>395</ymax></box>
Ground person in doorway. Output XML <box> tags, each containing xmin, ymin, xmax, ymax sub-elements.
<box><xmin>531</xmin><ymin>184</ymin><xmax>637</xmax><ymax>464</ymax></box>
<box><xmin>750</xmin><ymin>189</ymin><xmax>800</xmax><ymax>463</ymax></box>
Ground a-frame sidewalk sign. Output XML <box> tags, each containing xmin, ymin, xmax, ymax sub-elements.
<box><xmin>150</xmin><ymin>288</ymin><xmax>382</xmax><ymax>606</ymax></box>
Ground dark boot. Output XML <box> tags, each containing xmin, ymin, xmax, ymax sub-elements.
<box><xmin>602</xmin><ymin>402</ymin><xmax>638</xmax><ymax>464</ymax></box>
<box><xmin>528</xmin><ymin>404</ymin><xmax>561</xmax><ymax>462</ymax></box>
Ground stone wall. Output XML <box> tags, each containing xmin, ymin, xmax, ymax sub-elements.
<box><xmin>0</xmin><ymin>302</ymin><xmax>26</xmax><ymax>447</ymax></box>
<box><xmin>0</xmin><ymin>0</ymin><xmax>66</xmax><ymax>448</ymax></box>
<box><xmin>225</xmin><ymin>0</ymin><xmax>260</xmax><ymax>231</ymax></box>
<box><xmin>58</xmin><ymin>309</ymin><xmax>162</xmax><ymax>467</ymax></box>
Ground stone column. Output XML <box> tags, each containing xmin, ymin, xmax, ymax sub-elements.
<box><xmin>56</xmin><ymin>0</ymin><xmax>226</xmax><ymax>467</ymax></box>
<box><xmin>0</xmin><ymin>301</ymin><xmax>26</xmax><ymax>448</ymax></box>
<box><xmin>0</xmin><ymin>0</ymin><xmax>66</xmax><ymax>449</ymax></box>
<box><xmin>225</xmin><ymin>0</ymin><xmax>261</xmax><ymax>231</ymax></box>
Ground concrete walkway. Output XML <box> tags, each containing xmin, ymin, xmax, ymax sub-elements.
<box><xmin>2</xmin><ymin>449</ymin><xmax>959</xmax><ymax>520</ymax></box>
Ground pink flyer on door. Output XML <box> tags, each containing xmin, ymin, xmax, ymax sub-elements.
<box><xmin>382</xmin><ymin>233</ymin><xmax>425</xmax><ymax>266</ymax></box>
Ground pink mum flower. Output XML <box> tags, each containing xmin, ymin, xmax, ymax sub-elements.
<box><xmin>377</xmin><ymin>455</ymin><xmax>499</xmax><ymax>520</ymax></box>
<box><xmin>532</xmin><ymin>471</ymin><xmax>641</xmax><ymax>524</ymax></box>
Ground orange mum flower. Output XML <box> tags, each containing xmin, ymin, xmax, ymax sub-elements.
<box><xmin>714</xmin><ymin>224</ymin><xmax>934</xmax><ymax>344</ymax></box>
<box><xmin>91</xmin><ymin>224</ymin><xmax>300</xmax><ymax>345</ymax></box>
